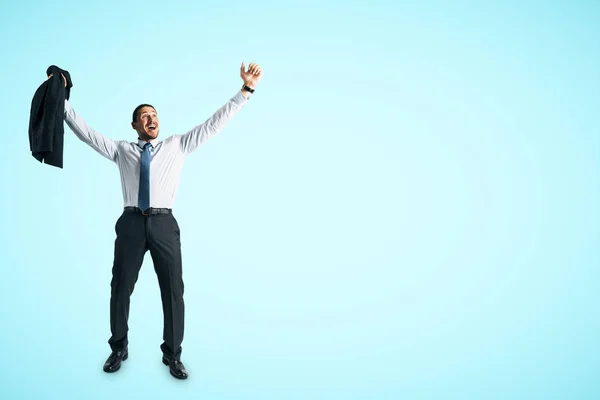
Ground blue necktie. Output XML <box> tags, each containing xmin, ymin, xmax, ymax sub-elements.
<box><xmin>138</xmin><ymin>143</ymin><xmax>152</xmax><ymax>212</ymax></box>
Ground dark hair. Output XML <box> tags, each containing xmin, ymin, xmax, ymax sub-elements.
<box><xmin>132</xmin><ymin>104</ymin><xmax>156</xmax><ymax>123</ymax></box>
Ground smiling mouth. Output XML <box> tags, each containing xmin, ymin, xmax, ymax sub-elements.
<box><xmin>147</xmin><ymin>125</ymin><xmax>156</xmax><ymax>132</ymax></box>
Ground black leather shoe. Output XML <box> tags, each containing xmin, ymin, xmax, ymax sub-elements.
<box><xmin>103</xmin><ymin>349</ymin><xmax>128</xmax><ymax>373</ymax></box>
<box><xmin>162</xmin><ymin>356</ymin><xmax>188</xmax><ymax>379</ymax></box>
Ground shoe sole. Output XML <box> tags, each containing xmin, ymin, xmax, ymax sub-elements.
<box><xmin>162</xmin><ymin>357</ymin><xmax>188</xmax><ymax>380</ymax></box>
<box><xmin>103</xmin><ymin>353</ymin><xmax>128</xmax><ymax>373</ymax></box>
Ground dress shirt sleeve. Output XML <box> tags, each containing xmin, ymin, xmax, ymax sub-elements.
<box><xmin>177</xmin><ymin>91</ymin><xmax>248</xmax><ymax>156</ymax></box>
<box><xmin>64</xmin><ymin>100</ymin><xmax>118</xmax><ymax>162</ymax></box>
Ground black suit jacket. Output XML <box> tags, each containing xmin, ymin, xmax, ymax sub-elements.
<box><xmin>29</xmin><ymin>65</ymin><xmax>73</xmax><ymax>168</ymax></box>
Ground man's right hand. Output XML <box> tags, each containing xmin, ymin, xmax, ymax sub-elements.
<box><xmin>47</xmin><ymin>73</ymin><xmax>67</xmax><ymax>87</ymax></box>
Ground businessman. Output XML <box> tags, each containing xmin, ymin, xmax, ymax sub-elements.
<box><xmin>51</xmin><ymin>62</ymin><xmax>262</xmax><ymax>379</ymax></box>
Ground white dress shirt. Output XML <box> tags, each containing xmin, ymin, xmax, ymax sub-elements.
<box><xmin>63</xmin><ymin>90</ymin><xmax>249</xmax><ymax>209</ymax></box>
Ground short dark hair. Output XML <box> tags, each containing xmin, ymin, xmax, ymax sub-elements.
<box><xmin>132</xmin><ymin>104</ymin><xmax>156</xmax><ymax>123</ymax></box>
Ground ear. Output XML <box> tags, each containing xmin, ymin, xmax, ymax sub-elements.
<box><xmin>131</xmin><ymin>122</ymin><xmax>137</xmax><ymax>130</ymax></box>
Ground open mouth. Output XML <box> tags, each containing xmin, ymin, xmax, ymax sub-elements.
<box><xmin>147</xmin><ymin>125</ymin><xmax>156</xmax><ymax>132</ymax></box>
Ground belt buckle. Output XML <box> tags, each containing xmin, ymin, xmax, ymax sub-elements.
<box><xmin>141</xmin><ymin>207</ymin><xmax>151</xmax><ymax>216</ymax></box>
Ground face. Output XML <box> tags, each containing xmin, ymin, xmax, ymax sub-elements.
<box><xmin>132</xmin><ymin>106</ymin><xmax>159</xmax><ymax>141</ymax></box>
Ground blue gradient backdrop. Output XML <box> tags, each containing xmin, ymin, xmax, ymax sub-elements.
<box><xmin>1</xmin><ymin>0</ymin><xmax>599</xmax><ymax>399</ymax></box>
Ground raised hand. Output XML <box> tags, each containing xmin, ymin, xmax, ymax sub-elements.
<box><xmin>47</xmin><ymin>73</ymin><xmax>67</xmax><ymax>87</ymax></box>
<box><xmin>240</xmin><ymin>62</ymin><xmax>263</xmax><ymax>89</ymax></box>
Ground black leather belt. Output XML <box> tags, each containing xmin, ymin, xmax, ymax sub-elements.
<box><xmin>124</xmin><ymin>206</ymin><xmax>172</xmax><ymax>215</ymax></box>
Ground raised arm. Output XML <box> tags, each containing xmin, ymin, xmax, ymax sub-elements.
<box><xmin>64</xmin><ymin>101</ymin><xmax>119</xmax><ymax>162</ymax></box>
<box><xmin>47</xmin><ymin>73</ymin><xmax>118</xmax><ymax>162</ymax></box>
<box><xmin>178</xmin><ymin>91</ymin><xmax>248</xmax><ymax>155</ymax></box>
<box><xmin>178</xmin><ymin>62</ymin><xmax>263</xmax><ymax>156</ymax></box>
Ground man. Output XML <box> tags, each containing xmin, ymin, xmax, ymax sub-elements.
<box><xmin>49</xmin><ymin>62</ymin><xmax>262</xmax><ymax>379</ymax></box>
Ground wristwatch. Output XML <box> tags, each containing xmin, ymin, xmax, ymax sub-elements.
<box><xmin>242</xmin><ymin>84</ymin><xmax>255</xmax><ymax>93</ymax></box>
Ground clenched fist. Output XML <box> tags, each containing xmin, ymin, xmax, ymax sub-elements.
<box><xmin>47</xmin><ymin>73</ymin><xmax>67</xmax><ymax>87</ymax></box>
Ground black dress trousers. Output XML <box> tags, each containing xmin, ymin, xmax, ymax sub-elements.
<box><xmin>108</xmin><ymin>211</ymin><xmax>185</xmax><ymax>360</ymax></box>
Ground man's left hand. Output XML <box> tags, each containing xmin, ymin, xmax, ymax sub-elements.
<box><xmin>240</xmin><ymin>62</ymin><xmax>263</xmax><ymax>89</ymax></box>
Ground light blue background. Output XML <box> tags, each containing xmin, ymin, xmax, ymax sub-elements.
<box><xmin>0</xmin><ymin>0</ymin><xmax>599</xmax><ymax>399</ymax></box>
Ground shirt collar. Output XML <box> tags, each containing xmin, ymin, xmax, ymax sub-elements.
<box><xmin>136</xmin><ymin>137</ymin><xmax>160</xmax><ymax>148</ymax></box>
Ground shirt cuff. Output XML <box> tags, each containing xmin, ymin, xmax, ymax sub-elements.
<box><xmin>64</xmin><ymin>99</ymin><xmax>72</xmax><ymax>116</ymax></box>
<box><xmin>232</xmin><ymin>90</ymin><xmax>249</xmax><ymax>105</ymax></box>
